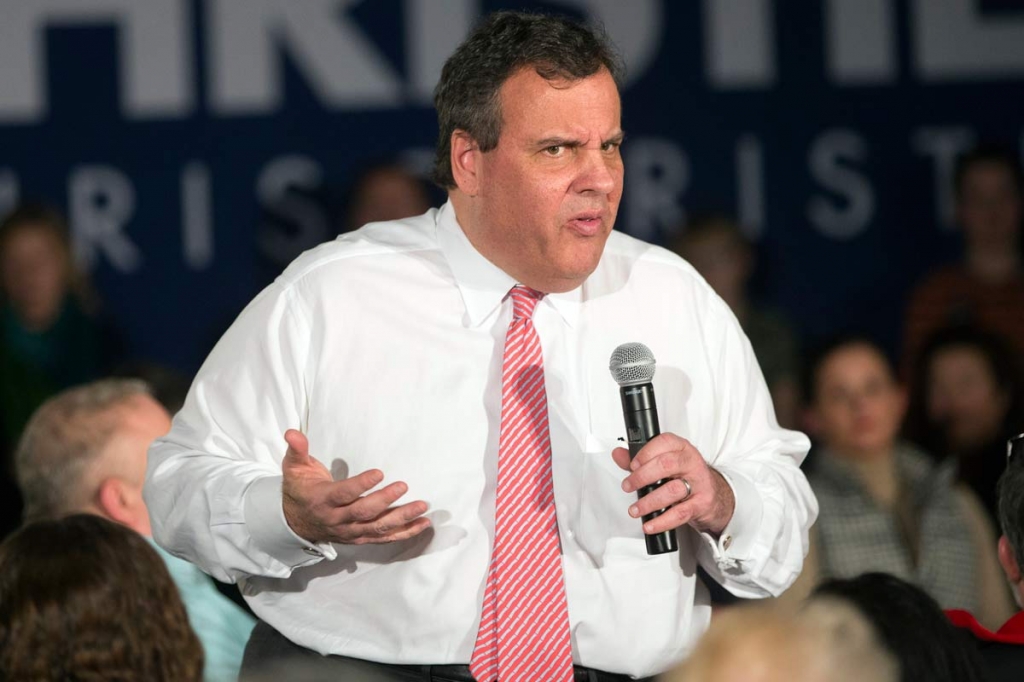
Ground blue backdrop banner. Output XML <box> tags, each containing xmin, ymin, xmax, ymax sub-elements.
<box><xmin>1</xmin><ymin>0</ymin><xmax>1022</xmax><ymax>372</ymax></box>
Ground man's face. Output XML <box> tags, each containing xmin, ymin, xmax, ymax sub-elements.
<box><xmin>466</xmin><ymin>67</ymin><xmax>624</xmax><ymax>293</ymax></box>
<box><xmin>957</xmin><ymin>161</ymin><xmax>1022</xmax><ymax>251</ymax></box>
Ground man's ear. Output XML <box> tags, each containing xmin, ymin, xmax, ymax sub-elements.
<box><xmin>999</xmin><ymin>535</ymin><xmax>1022</xmax><ymax>584</ymax></box>
<box><xmin>96</xmin><ymin>477</ymin><xmax>133</xmax><ymax>527</ymax></box>
<box><xmin>450</xmin><ymin>130</ymin><xmax>481</xmax><ymax>196</ymax></box>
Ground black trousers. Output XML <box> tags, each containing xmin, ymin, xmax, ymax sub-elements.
<box><xmin>240</xmin><ymin>620</ymin><xmax>656</xmax><ymax>682</ymax></box>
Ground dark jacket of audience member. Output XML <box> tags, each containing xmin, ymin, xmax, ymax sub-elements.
<box><xmin>814</xmin><ymin>572</ymin><xmax>986</xmax><ymax>682</ymax></box>
<box><xmin>948</xmin><ymin>434</ymin><xmax>1024</xmax><ymax>682</ymax></box>
<box><xmin>0</xmin><ymin>514</ymin><xmax>203</xmax><ymax>681</ymax></box>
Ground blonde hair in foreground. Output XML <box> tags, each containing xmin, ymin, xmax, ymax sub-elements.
<box><xmin>665</xmin><ymin>600</ymin><xmax>898</xmax><ymax>682</ymax></box>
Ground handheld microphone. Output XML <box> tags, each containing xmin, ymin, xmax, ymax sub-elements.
<box><xmin>608</xmin><ymin>342</ymin><xmax>679</xmax><ymax>555</ymax></box>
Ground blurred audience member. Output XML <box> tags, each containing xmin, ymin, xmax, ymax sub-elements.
<box><xmin>903</xmin><ymin>144</ymin><xmax>1024</xmax><ymax>375</ymax></box>
<box><xmin>0</xmin><ymin>513</ymin><xmax>203</xmax><ymax>681</ymax></box>
<box><xmin>15</xmin><ymin>379</ymin><xmax>255</xmax><ymax>682</ymax></box>
<box><xmin>342</xmin><ymin>161</ymin><xmax>433</xmax><ymax>233</ymax></box>
<box><xmin>780</xmin><ymin>337</ymin><xmax>1013</xmax><ymax>627</ymax></box>
<box><xmin>948</xmin><ymin>433</ymin><xmax>1024</xmax><ymax>682</ymax></box>
<box><xmin>671</xmin><ymin>215</ymin><xmax>800</xmax><ymax>428</ymax></box>
<box><xmin>113</xmin><ymin>359</ymin><xmax>193</xmax><ymax>415</ymax></box>
<box><xmin>0</xmin><ymin>203</ymin><xmax>121</xmax><ymax>535</ymax></box>
<box><xmin>664</xmin><ymin>600</ymin><xmax>897</xmax><ymax>682</ymax></box>
<box><xmin>813</xmin><ymin>572</ymin><xmax>986</xmax><ymax>682</ymax></box>
<box><xmin>907</xmin><ymin>325</ymin><xmax>1024</xmax><ymax>523</ymax></box>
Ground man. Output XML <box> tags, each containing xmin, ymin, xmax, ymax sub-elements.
<box><xmin>145</xmin><ymin>11</ymin><xmax>816</xmax><ymax>680</ymax></box>
<box><xmin>948</xmin><ymin>433</ymin><xmax>1024</xmax><ymax>681</ymax></box>
<box><xmin>15</xmin><ymin>379</ymin><xmax>256</xmax><ymax>682</ymax></box>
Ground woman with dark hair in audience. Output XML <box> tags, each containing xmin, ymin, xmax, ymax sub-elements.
<box><xmin>779</xmin><ymin>335</ymin><xmax>1014</xmax><ymax>628</ymax></box>
<box><xmin>0</xmin><ymin>514</ymin><xmax>203</xmax><ymax>681</ymax></box>
<box><xmin>812</xmin><ymin>572</ymin><xmax>986</xmax><ymax>682</ymax></box>
<box><xmin>906</xmin><ymin>324</ymin><xmax>1024</xmax><ymax>524</ymax></box>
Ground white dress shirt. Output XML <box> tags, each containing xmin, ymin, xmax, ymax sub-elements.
<box><xmin>145</xmin><ymin>201</ymin><xmax>817</xmax><ymax>677</ymax></box>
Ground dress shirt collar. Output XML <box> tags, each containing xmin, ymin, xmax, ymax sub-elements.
<box><xmin>436</xmin><ymin>200</ymin><xmax>581</xmax><ymax>329</ymax></box>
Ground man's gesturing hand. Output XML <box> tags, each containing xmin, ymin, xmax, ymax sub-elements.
<box><xmin>281</xmin><ymin>430</ymin><xmax>431</xmax><ymax>545</ymax></box>
<box><xmin>612</xmin><ymin>433</ymin><xmax>735</xmax><ymax>537</ymax></box>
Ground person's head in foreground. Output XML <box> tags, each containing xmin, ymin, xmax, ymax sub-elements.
<box><xmin>665</xmin><ymin>600</ymin><xmax>897</xmax><ymax>682</ymax></box>
<box><xmin>997</xmin><ymin>437</ymin><xmax>1024</xmax><ymax>608</ymax></box>
<box><xmin>812</xmin><ymin>572</ymin><xmax>986</xmax><ymax>682</ymax></box>
<box><xmin>15</xmin><ymin>378</ymin><xmax>171</xmax><ymax>531</ymax></box>
<box><xmin>0</xmin><ymin>514</ymin><xmax>202</xmax><ymax>681</ymax></box>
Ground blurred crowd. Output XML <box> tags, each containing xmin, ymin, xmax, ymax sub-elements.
<box><xmin>0</xmin><ymin>143</ymin><xmax>1022</xmax><ymax>681</ymax></box>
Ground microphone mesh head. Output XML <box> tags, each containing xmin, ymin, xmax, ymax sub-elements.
<box><xmin>609</xmin><ymin>342</ymin><xmax>657</xmax><ymax>386</ymax></box>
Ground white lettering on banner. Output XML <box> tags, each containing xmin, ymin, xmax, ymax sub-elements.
<box><xmin>0</xmin><ymin>169</ymin><xmax>20</xmax><ymax>217</ymax></box>
<box><xmin>68</xmin><ymin>165</ymin><xmax>142</xmax><ymax>273</ymax></box>
<box><xmin>703</xmin><ymin>0</ymin><xmax>776</xmax><ymax>89</ymax></box>
<box><xmin>256</xmin><ymin>156</ymin><xmax>329</xmax><ymax>266</ymax></box>
<box><xmin>624</xmin><ymin>137</ymin><xmax>689</xmax><ymax>242</ymax></box>
<box><xmin>207</xmin><ymin>0</ymin><xmax>402</xmax><ymax>115</ymax></box>
<box><xmin>806</xmin><ymin>129</ymin><xmax>875</xmax><ymax>240</ymax></box>
<box><xmin>826</xmin><ymin>0</ymin><xmax>897</xmax><ymax>84</ymax></box>
<box><xmin>182</xmin><ymin>161</ymin><xmax>214</xmax><ymax>270</ymax></box>
<box><xmin>914</xmin><ymin>0</ymin><xmax>1024</xmax><ymax>80</ymax></box>
<box><xmin>736</xmin><ymin>134</ymin><xmax>765</xmax><ymax>239</ymax></box>
<box><xmin>406</xmin><ymin>0</ymin><xmax>476</xmax><ymax>104</ymax></box>
<box><xmin>911</xmin><ymin>127</ymin><xmax>976</xmax><ymax>230</ymax></box>
<box><xmin>0</xmin><ymin>0</ymin><xmax>192</xmax><ymax>123</ymax></box>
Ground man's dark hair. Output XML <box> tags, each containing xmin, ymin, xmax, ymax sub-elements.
<box><xmin>431</xmin><ymin>11</ymin><xmax>624</xmax><ymax>189</ymax></box>
<box><xmin>953</xmin><ymin>143</ymin><xmax>1024</xmax><ymax>200</ymax></box>
<box><xmin>997</xmin><ymin>453</ymin><xmax>1024</xmax><ymax>572</ymax></box>
<box><xmin>813</xmin><ymin>573</ymin><xmax>986</xmax><ymax>682</ymax></box>
<box><xmin>0</xmin><ymin>514</ymin><xmax>203</xmax><ymax>681</ymax></box>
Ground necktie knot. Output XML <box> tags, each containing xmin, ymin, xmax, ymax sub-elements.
<box><xmin>509</xmin><ymin>285</ymin><xmax>543</xmax><ymax>321</ymax></box>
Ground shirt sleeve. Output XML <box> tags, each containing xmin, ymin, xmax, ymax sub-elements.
<box><xmin>691</xmin><ymin>295</ymin><xmax>818</xmax><ymax>599</ymax></box>
<box><xmin>144</xmin><ymin>277</ymin><xmax>337</xmax><ymax>584</ymax></box>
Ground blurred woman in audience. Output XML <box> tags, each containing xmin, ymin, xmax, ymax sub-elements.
<box><xmin>903</xmin><ymin>143</ymin><xmax>1024</xmax><ymax>376</ymax></box>
<box><xmin>671</xmin><ymin>215</ymin><xmax>801</xmax><ymax>428</ymax></box>
<box><xmin>907</xmin><ymin>325</ymin><xmax>1024</xmax><ymax>524</ymax></box>
<box><xmin>0</xmin><ymin>514</ymin><xmax>203</xmax><ymax>681</ymax></box>
<box><xmin>812</xmin><ymin>573</ymin><xmax>987</xmax><ymax>682</ymax></box>
<box><xmin>780</xmin><ymin>336</ymin><xmax>1014</xmax><ymax>628</ymax></box>
<box><xmin>0</xmin><ymin>203</ymin><xmax>114</xmax><ymax>451</ymax></box>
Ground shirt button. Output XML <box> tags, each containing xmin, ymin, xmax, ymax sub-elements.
<box><xmin>722</xmin><ymin>535</ymin><xmax>733</xmax><ymax>551</ymax></box>
<box><xmin>303</xmin><ymin>546</ymin><xmax>323</xmax><ymax>557</ymax></box>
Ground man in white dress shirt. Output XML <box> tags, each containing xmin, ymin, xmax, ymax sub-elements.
<box><xmin>145</xmin><ymin>11</ymin><xmax>817</xmax><ymax>681</ymax></box>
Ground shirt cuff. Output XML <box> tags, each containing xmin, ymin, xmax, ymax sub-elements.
<box><xmin>243</xmin><ymin>475</ymin><xmax>338</xmax><ymax>567</ymax></box>
<box><xmin>697</xmin><ymin>466</ymin><xmax>763</xmax><ymax>570</ymax></box>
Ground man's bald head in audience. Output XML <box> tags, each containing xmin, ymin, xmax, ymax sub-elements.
<box><xmin>15</xmin><ymin>379</ymin><xmax>172</xmax><ymax>534</ymax></box>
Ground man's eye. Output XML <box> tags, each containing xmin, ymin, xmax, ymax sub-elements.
<box><xmin>601</xmin><ymin>141</ymin><xmax>621</xmax><ymax>152</ymax></box>
<box><xmin>544</xmin><ymin>145</ymin><xmax>564</xmax><ymax>156</ymax></box>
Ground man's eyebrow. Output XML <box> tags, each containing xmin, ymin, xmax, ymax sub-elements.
<box><xmin>534</xmin><ymin>131</ymin><xmax>626</xmax><ymax>148</ymax></box>
<box><xmin>535</xmin><ymin>136</ymin><xmax>582</xmax><ymax>149</ymax></box>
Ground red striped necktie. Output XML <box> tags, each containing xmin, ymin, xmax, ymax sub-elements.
<box><xmin>469</xmin><ymin>285</ymin><xmax>574</xmax><ymax>682</ymax></box>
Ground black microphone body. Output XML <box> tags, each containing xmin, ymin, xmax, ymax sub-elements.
<box><xmin>619</xmin><ymin>382</ymin><xmax>679</xmax><ymax>555</ymax></box>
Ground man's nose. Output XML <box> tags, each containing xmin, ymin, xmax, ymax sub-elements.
<box><xmin>573</xmin><ymin>149</ymin><xmax>620</xmax><ymax>195</ymax></box>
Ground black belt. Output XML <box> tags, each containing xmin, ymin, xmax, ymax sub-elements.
<box><xmin>390</xmin><ymin>663</ymin><xmax>651</xmax><ymax>682</ymax></box>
